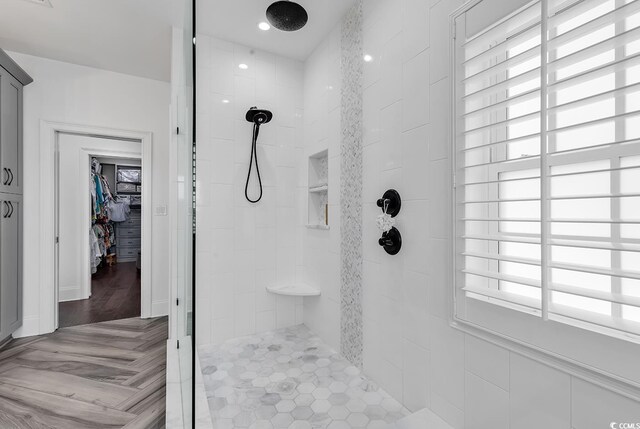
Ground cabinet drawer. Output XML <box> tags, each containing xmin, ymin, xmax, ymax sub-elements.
<box><xmin>118</xmin><ymin>217</ymin><xmax>140</xmax><ymax>227</ymax></box>
<box><xmin>119</xmin><ymin>237</ymin><xmax>140</xmax><ymax>248</ymax></box>
<box><xmin>117</xmin><ymin>246</ymin><xmax>140</xmax><ymax>259</ymax></box>
<box><xmin>116</xmin><ymin>227</ymin><xmax>140</xmax><ymax>238</ymax></box>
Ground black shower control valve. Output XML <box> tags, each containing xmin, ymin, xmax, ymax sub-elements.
<box><xmin>379</xmin><ymin>227</ymin><xmax>402</xmax><ymax>255</ymax></box>
<box><xmin>376</xmin><ymin>189</ymin><xmax>401</xmax><ymax>217</ymax></box>
<box><xmin>376</xmin><ymin>198</ymin><xmax>390</xmax><ymax>208</ymax></box>
<box><xmin>378</xmin><ymin>236</ymin><xmax>393</xmax><ymax>247</ymax></box>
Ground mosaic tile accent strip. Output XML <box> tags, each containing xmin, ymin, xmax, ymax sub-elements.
<box><xmin>199</xmin><ymin>325</ymin><xmax>409</xmax><ymax>428</ymax></box>
<box><xmin>339</xmin><ymin>0</ymin><xmax>365</xmax><ymax>368</ymax></box>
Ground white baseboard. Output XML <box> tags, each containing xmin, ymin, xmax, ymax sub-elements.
<box><xmin>59</xmin><ymin>287</ymin><xmax>88</xmax><ymax>302</ymax></box>
<box><xmin>151</xmin><ymin>300</ymin><xmax>169</xmax><ymax>317</ymax></box>
<box><xmin>12</xmin><ymin>316</ymin><xmax>40</xmax><ymax>338</ymax></box>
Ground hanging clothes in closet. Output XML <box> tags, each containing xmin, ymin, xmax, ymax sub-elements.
<box><xmin>90</xmin><ymin>158</ymin><xmax>118</xmax><ymax>273</ymax></box>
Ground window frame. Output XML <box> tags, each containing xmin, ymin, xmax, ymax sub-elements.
<box><xmin>450</xmin><ymin>0</ymin><xmax>640</xmax><ymax>399</ymax></box>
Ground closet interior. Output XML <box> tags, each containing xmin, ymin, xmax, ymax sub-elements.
<box><xmin>90</xmin><ymin>157</ymin><xmax>142</xmax><ymax>273</ymax></box>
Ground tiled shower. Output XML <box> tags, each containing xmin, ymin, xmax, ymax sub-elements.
<box><xmin>193</xmin><ymin>0</ymin><xmax>640</xmax><ymax>428</ymax></box>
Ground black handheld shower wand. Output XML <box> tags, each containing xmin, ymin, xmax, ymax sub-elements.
<box><xmin>244</xmin><ymin>107</ymin><xmax>273</xmax><ymax>203</ymax></box>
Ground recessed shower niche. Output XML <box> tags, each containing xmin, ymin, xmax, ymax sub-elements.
<box><xmin>307</xmin><ymin>149</ymin><xmax>329</xmax><ymax>229</ymax></box>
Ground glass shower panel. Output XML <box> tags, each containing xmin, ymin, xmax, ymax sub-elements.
<box><xmin>171</xmin><ymin>0</ymin><xmax>194</xmax><ymax>426</ymax></box>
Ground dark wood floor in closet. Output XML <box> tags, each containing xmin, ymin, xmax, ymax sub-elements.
<box><xmin>0</xmin><ymin>317</ymin><xmax>167</xmax><ymax>428</ymax></box>
<box><xmin>59</xmin><ymin>262</ymin><xmax>141</xmax><ymax>329</ymax></box>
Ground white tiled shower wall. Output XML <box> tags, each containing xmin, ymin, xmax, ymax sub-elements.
<box><xmin>195</xmin><ymin>0</ymin><xmax>640</xmax><ymax>425</ymax></box>
<box><xmin>195</xmin><ymin>36</ymin><xmax>304</xmax><ymax>345</ymax></box>
<box><xmin>298</xmin><ymin>25</ymin><xmax>343</xmax><ymax>353</ymax></box>
<box><xmin>302</xmin><ymin>0</ymin><xmax>640</xmax><ymax>428</ymax></box>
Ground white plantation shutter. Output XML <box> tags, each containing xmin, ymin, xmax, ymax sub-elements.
<box><xmin>454</xmin><ymin>0</ymin><xmax>640</xmax><ymax>340</ymax></box>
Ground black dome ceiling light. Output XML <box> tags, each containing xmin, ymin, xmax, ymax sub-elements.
<box><xmin>266</xmin><ymin>1</ymin><xmax>309</xmax><ymax>32</ymax></box>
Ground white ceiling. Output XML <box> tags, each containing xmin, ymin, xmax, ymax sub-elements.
<box><xmin>0</xmin><ymin>0</ymin><xmax>355</xmax><ymax>83</ymax></box>
<box><xmin>0</xmin><ymin>0</ymin><xmax>186</xmax><ymax>82</ymax></box>
<box><xmin>196</xmin><ymin>0</ymin><xmax>357</xmax><ymax>60</ymax></box>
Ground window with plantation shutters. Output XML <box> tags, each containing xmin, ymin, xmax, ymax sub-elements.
<box><xmin>453</xmin><ymin>0</ymin><xmax>640</xmax><ymax>349</ymax></box>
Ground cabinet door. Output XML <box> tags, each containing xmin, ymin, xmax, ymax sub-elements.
<box><xmin>0</xmin><ymin>194</ymin><xmax>22</xmax><ymax>341</ymax></box>
<box><xmin>0</xmin><ymin>69</ymin><xmax>23</xmax><ymax>195</ymax></box>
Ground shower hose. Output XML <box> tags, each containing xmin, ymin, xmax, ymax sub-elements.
<box><xmin>244</xmin><ymin>122</ymin><xmax>263</xmax><ymax>203</ymax></box>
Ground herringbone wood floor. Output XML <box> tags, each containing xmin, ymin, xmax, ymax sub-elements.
<box><xmin>0</xmin><ymin>317</ymin><xmax>168</xmax><ymax>428</ymax></box>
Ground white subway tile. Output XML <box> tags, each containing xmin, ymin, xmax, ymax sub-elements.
<box><xmin>210</xmin><ymin>185</ymin><xmax>235</xmax><ymax>226</ymax></box>
<box><xmin>276</xmin><ymin>126</ymin><xmax>296</xmax><ymax>167</ymax></box>
<box><xmin>402</xmin><ymin>50</ymin><xmax>430</xmax><ymax>132</ymax></box>
<box><xmin>402</xmin><ymin>340</ymin><xmax>430</xmax><ymax>412</ymax></box>
<box><xmin>431</xmin><ymin>392</ymin><xmax>465</xmax><ymax>429</ymax></box>
<box><xmin>276</xmin><ymin>295</ymin><xmax>297</xmax><ymax>328</ymax></box>
<box><xmin>428</xmin><ymin>159</ymin><xmax>450</xmax><ymax>239</ymax></box>
<box><xmin>402</xmin><ymin>0</ymin><xmax>430</xmax><ymax>61</ymax></box>
<box><xmin>380</xmin><ymin>101</ymin><xmax>403</xmax><ymax>171</ymax></box>
<box><xmin>211</xmin><ymin>139</ymin><xmax>235</xmax><ymax>184</ymax></box>
<box><xmin>509</xmin><ymin>354</ymin><xmax>571</xmax><ymax>429</ymax></box>
<box><xmin>465</xmin><ymin>335</ymin><xmax>509</xmax><ymax>391</ymax></box>
<box><xmin>427</xmin><ymin>238</ymin><xmax>449</xmax><ymax>319</ymax></box>
<box><xmin>401</xmin><ymin>125</ymin><xmax>430</xmax><ymax>201</ymax></box>
<box><xmin>571</xmin><ymin>378</ymin><xmax>640</xmax><ymax>429</ymax></box>
<box><xmin>256</xmin><ymin>310</ymin><xmax>277</xmax><ymax>333</ymax></box>
<box><xmin>234</xmin><ymin>292</ymin><xmax>256</xmax><ymax>336</ymax></box>
<box><xmin>430</xmin><ymin>315</ymin><xmax>465</xmax><ymax>410</ymax></box>
<box><xmin>212</xmin><ymin>317</ymin><xmax>234</xmax><ymax>345</ymax></box>
<box><xmin>363</xmin><ymin>82</ymin><xmax>382</xmax><ymax>146</ymax></box>
<box><xmin>380</xmin><ymin>33</ymin><xmax>404</xmax><ymax>109</ymax></box>
<box><xmin>429</xmin><ymin>77</ymin><xmax>450</xmax><ymax>161</ymax></box>
<box><xmin>465</xmin><ymin>372</ymin><xmax>509</xmax><ymax>429</ymax></box>
<box><xmin>402</xmin><ymin>270</ymin><xmax>430</xmax><ymax>350</ymax></box>
<box><xmin>402</xmin><ymin>200</ymin><xmax>430</xmax><ymax>275</ymax></box>
<box><xmin>212</xmin><ymin>272</ymin><xmax>234</xmax><ymax>320</ymax></box>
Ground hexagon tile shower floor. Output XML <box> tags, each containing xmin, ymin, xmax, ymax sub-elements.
<box><xmin>198</xmin><ymin>325</ymin><xmax>409</xmax><ymax>428</ymax></box>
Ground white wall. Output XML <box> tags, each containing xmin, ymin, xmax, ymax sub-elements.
<box><xmin>9</xmin><ymin>52</ymin><xmax>172</xmax><ymax>337</ymax></box>
<box><xmin>58</xmin><ymin>135</ymin><xmax>141</xmax><ymax>302</ymax></box>
<box><xmin>195</xmin><ymin>36</ymin><xmax>304</xmax><ymax>346</ymax></box>
<box><xmin>299</xmin><ymin>25</ymin><xmax>343</xmax><ymax>353</ymax></box>
<box><xmin>302</xmin><ymin>0</ymin><xmax>640</xmax><ymax>427</ymax></box>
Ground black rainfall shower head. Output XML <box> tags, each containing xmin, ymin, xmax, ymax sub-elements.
<box><xmin>246</xmin><ymin>107</ymin><xmax>273</xmax><ymax>125</ymax></box>
<box><xmin>266</xmin><ymin>1</ymin><xmax>308</xmax><ymax>32</ymax></box>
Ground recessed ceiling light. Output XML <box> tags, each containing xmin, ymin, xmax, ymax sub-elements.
<box><xmin>258</xmin><ymin>22</ymin><xmax>271</xmax><ymax>31</ymax></box>
<box><xmin>363</xmin><ymin>54</ymin><xmax>373</xmax><ymax>62</ymax></box>
<box><xmin>222</xmin><ymin>99</ymin><xmax>230</xmax><ymax>104</ymax></box>
<box><xmin>238</xmin><ymin>63</ymin><xmax>249</xmax><ymax>70</ymax></box>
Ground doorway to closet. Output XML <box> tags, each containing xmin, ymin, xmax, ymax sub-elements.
<box><xmin>55</xmin><ymin>133</ymin><xmax>147</xmax><ymax>329</ymax></box>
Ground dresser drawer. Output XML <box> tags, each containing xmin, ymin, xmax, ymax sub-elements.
<box><xmin>118</xmin><ymin>217</ymin><xmax>140</xmax><ymax>227</ymax></box>
<box><xmin>116</xmin><ymin>227</ymin><xmax>140</xmax><ymax>238</ymax></box>
<box><xmin>117</xmin><ymin>246</ymin><xmax>140</xmax><ymax>259</ymax></box>
<box><xmin>119</xmin><ymin>237</ymin><xmax>140</xmax><ymax>248</ymax></box>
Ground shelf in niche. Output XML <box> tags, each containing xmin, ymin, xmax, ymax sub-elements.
<box><xmin>308</xmin><ymin>150</ymin><xmax>329</xmax><ymax>228</ymax></box>
<box><xmin>266</xmin><ymin>283</ymin><xmax>321</xmax><ymax>297</ymax></box>
<box><xmin>306</xmin><ymin>224</ymin><xmax>330</xmax><ymax>230</ymax></box>
<box><xmin>309</xmin><ymin>185</ymin><xmax>328</xmax><ymax>193</ymax></box>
